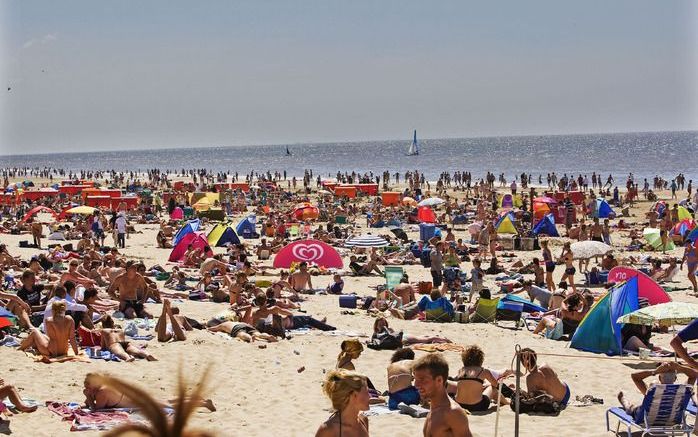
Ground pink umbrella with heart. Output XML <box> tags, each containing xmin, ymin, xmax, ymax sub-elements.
<box><xmin>273</xmin><ymin>239</ymin><xmax>344</xmax><ymax>269</ymax></box>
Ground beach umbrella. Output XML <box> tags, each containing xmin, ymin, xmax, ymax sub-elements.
<box><xmin>0</xmin><ymin>308</ymin><xmax>16</xmax><ymax>329</ymax></box>
<box><xmin>570</xmin><ymin>241</ymin><xmax>612</xmax><ymax>260</ymax></box>
<box><xmin>273</xmin><ymin>239</ymin><xmax>343</xmax><ymax>269</ymax></box>
<box><xmin>617</xmin><ymin>302</ymin><xmax>698</xmax><ymax>327</ymax></box>
<box><xmin>643</xmin><ymin>228</ymin><xmax>675</xmax><ymax>251</ymax></box>
<box><xmin>65</xmin><ymin>205</ymin><xmax>97</xmax><ymax>215</ymax></box>
<box><xmin>345</xmin><ymin>234</ymin><xmax>389</xmax><ymax>248</ymax></box>
<box><xmin>402</xmin><ymin>196</ymin><xmax>417</xmax><ymax>206</ymax></box>
<box><xmin>418</xmin><ymin>197</ymin><xmax>445</xmax><ymax>207</ymax></box>
<box><xmin>292</xmin><ymin>203</ymin><xmax>319</xmax><ymax>221</ymax></box>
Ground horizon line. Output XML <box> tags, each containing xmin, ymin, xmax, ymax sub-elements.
<box><xmin>3</xmin><ymin>128</ymin><xmax>697</xmax><ymax>159</ymax></box>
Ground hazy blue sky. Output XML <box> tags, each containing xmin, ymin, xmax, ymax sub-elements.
<box><xmin>1</xmin><ymin>0</ymin><xmax>697</xmax><ymax>155</ymax></box>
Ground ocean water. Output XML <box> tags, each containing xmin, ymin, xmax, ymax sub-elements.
<box><xmin>3</xmin><ymin>131</ymin><xmax>697</xmax><ymax>182</ymax></box>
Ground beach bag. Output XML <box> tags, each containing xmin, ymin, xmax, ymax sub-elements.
<box><xmin>454</xmin><ymin>311</ymin><xmax>470</xmax><ymax>323</ymax></box>
<box><xmin>511</xmin><ymin>393</ymin><xmax>561</xmax><ymax>415</ymax></box>
<box><xmin>367</xmin><ymin>329</ymin><xmax>403</xmax><ymax>350</ymax></box>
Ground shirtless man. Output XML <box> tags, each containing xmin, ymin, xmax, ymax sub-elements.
<box><xmin>207</xmin><ymin>319</ymin><xmax>277</xmax><ymax>343</ymax></box>
<box><xmin>98</xmin><ymin>315</ymin><xmax>156</xmax><ymax>361</ymax></box>
<box><xmin>19</xmin><ymin>301</ymin><xmax>78</xmax><ymax>357</ymax></box>
<box><xmin>390</xmin><ymin>283</ymin><xmax>416</xmax><ymax>306</ymax></box>
<box><xmin>199</xmin><ymin>255</ymin><xmax>228</xmax><ymax>277</ymax></box>
<box><xmin>108</xmin><ymin>261</ymin><xmax>151</xmax><ymax>319</ymax></box>
<box><xmin>289</xmin><ymin>261</ymin><xmax>313</xmax><ymax>292</ymax></box>
<box><xmin>519</xmin><ymin>348</ymin><xmax>570</xmax><ymax>408</ymax></box>
<box><xmin>590</xmin><ymin>218</ymin><xmax>603</xmax><ymax>242</ymax></box>
<box><xmin>413</xmin><ymin>352</ymin><xmax>472</xmax><ymax>437</ymax></box>
<box><xmin>60</xmin><ymin>260</ymin><xmax>96</xmax><ymax>288</ymax></box>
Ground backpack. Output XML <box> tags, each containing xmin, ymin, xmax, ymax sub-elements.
<box><xmin>367</xmin><ymin>329</ymin><xmax>403</xmax><ymax>350</ymax></box>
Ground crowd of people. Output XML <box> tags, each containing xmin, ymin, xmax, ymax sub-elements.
<box><xmin>0</xmin><ymin>166</ymin><xmax>697</xmax><ymax>436</ymax></box>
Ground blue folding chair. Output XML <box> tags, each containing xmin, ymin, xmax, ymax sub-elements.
<box><xmin>606</xmin><ymin>384</ymin><xmax>693</xmax><ymax>436</ymax></box>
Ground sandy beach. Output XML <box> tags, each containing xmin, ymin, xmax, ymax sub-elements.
<box><xmin>0</xmin><ymin>177</ymin><xmax>695</xmax><ymax>437</ymax></box>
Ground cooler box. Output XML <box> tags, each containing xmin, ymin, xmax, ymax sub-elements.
<box><xmin>499</xmin><ymin>236</ymin><xmax>515</xmax><ymax>250</ymax></box>
<box><xmin>521</xmin><ymin>237</ymin><xmax>535</xmax><ymax>251</ymax></box>
<box><xmin>339</xmin><ymin>295</ymin><xmax>358</xmax><ymax>308</ymax></box>
<box><xmin>381</xmin><ymin>192</ymin><xmax>401</xmax><ymax>206</ymax></box>
<box><xmin>419</xmin><ymin>223</ymin><xmax>436</xmax><ymax>242</ymax></box>
<box><xmin>419</xmin><ymin>248</ymin><xmax>432</xmax><ymax>268</ymax></box>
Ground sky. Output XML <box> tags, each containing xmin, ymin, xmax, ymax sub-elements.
<box><xmin>1</xmin><ymin>0</ymin><xmax>697</xmax><ymax>155</ymax></box>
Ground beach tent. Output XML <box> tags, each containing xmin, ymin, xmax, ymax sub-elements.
<box><xmin>688</xmin><ymin>229</ymin><xmax>698</xmax><ymax>243</ymax></box>
<box><xmin>570</xmin><ymin>277</ymin><xmax>640</xmax><ymax>355</ymax></box>
<box><xmin>495</xmin><ymin>213</ymin><xmax>518</xmax><ymax>234</ymax></box>
<box><xmin>173</xmin><ymin>219</ymin><xmax>200</xmax><ymax>246</ymax></box>
<box><xmin>672</xmin><ymin>219</ymin><xmax>696</xmax><ymax>238</ymax></box>
<box><xmin>594</xmin><ymin>198</ymin><xmax>615</xmax><ymax>219</ymax></box>
<box><xmin>292</xmin><ymin>203</ymin><xmax>320</xmax><ymax>221</ymax></box>
<box><xmin>21</xmin><ymin>205</ymin><xmax>58</xmax><ymax>223</ymax></box>
<box><xmin>532</xmin><ymin>214</ymin><xmax>559</xmax><ymax>237</ymax></box>
<box><xmin>499</xmin><ymin>193</ymin><xmax>522</xmax><ymax>209</ymax></box>
<box><xmin>273</xmin><ymin>239</ymin><xmax>343</xmax><ymax>269</ymax></box>
<box><xmin>417</xmin><ymin>206</ymin><xmax>436</xmax><ymax>224</ymax></box>
<box><xmin>170</xmin><ymin>207</ymin><xmax>184</xmax><ymax>220</ymax></box>
<box><xmin>207</xmin><ymin>223</ymin><xmax>241</xmax><ymax>247</ymax></box>
<box><xmin>678</xmin><ymin>206</ymin><xmax>693</xmax><ymax>221</ymax></box>
<box><xmin>607</xmin><ymin>267</ymin><xmax>671</xmax><ymax>305</ymax></box>
<box><xmin>653</xmin><ymin>201</ymin><xmax>668</xmax><ymax>218</ymax></box>
<box><xmin>236</xmin><ymin>215</ymin><xmax>260</xmax><ymax>239</ymax></box>
<box><xmin>168</xmin><ymin>232</ymin><xmax>212</xmax><ymax>262</ymax></box>
<box><xmin>643</xmin><ymin>228</ymin><xmax>675</xmax><ymax>251</ymax></box>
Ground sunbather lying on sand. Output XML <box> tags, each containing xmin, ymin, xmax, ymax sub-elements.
<box><xmin>82</xmin><ymin>372</ymin><xmax>216</xmax><ymax>411</ymax></box>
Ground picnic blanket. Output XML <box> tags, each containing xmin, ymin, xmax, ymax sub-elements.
<box><xmin>47</xmin><ymin>401</ymin><xmax>174</xmax><ymax>432</ymax></box>
<box><xmin>411</xmin><ymin>343</ymin><xmax>466</xmax><ymax>353</ymax></box>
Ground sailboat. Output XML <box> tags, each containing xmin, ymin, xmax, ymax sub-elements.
<box><xmin>286</xmin><ymin>146</ymin><xmax>292</xmax><ymax>156</ymax></box>
<box><xmin>406</xmin><ymin>129</ymin><xmax>419</xmax><ymax>156</ymax></box>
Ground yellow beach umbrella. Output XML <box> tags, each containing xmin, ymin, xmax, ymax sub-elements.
<box><xmin>66</xmin><ymin>205</ymin><xmax>97</xmax><ymax>215</ymax></box>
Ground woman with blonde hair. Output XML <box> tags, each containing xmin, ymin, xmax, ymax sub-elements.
<box><xmin>336</xmin><ymin>339</ymin><xmax>364</xmax><ymax>370</ymax></box>
<box><xmin>315</xmin><ymin>369</ymin><xmax>370</xmax><ymax>437</ymax></box>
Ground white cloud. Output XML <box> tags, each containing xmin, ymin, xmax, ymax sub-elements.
<box><xmin>22</xmin><ymin>34</ymin><xmax>57</xmax><ymax>49</ymax></box>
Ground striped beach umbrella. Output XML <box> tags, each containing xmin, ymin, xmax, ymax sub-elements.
<box><xmin>345</xmin><ymin>234</ymin><xmax>389</xmax><ymax>248</ymax></box>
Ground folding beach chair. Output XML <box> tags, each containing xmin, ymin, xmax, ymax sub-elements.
<box><xmin>288</xmin><ymin>225</ymin><xmax>299</xmax><ymax>239</ymax></box>
<box><xmin>605</xmin><ymin>384</ymin><xmax>693</xmax><ymax>436</ymax></box>
<box><xmin>470</xmin><ymin>298</ymin><xmax>500</xmax><ymax>323</ymax></box>
<box><xmin>384</xmin><ymin>266</ymin><xmax>404</xmax><ymax>291</ymax></box>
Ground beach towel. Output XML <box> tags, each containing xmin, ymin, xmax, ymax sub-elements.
<box><xmin>47</xmin><ymin>401</ymin><xmax>174</xmax><ymax>432</ymax></box>
<box><xmin>28</xmin><ymin>350</ymin><xmax>90</xmax><ymax>364</ymax></box>
<box><xmin>361</xmin><ymin>404</ymin><xmax>399</xmax><ymax>417</ymax></box>
<box><xmin>411</xmin><ymin>343</ymin><xmax>466</xmax><ymax>353</ymax></box>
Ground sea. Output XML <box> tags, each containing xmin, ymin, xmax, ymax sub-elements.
<box><xmin>2</xmin><ymin>131</ymin><xmax>697</xmax><ymax>183</ymax></box>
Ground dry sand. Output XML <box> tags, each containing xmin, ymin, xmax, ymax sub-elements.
<box><xmin>0</xmin><ymin>185</ymin><xmax>694</xmax><ymax>437</ymax></box>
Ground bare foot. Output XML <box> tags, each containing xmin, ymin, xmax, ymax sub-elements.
<box><xmin>146</xmin><ymin>354</ymin><xmax>158</xmax><ymax>361</ymax></box>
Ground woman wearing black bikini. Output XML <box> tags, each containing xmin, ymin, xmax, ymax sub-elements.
<box><xmin>315</xmin><ymin>369</ymin><xmax>370</xmax><ymax>437</ymax></box>
<box><xmin>447</xmin><ymin>345</ymin><xmax>512</xmax><ymax>412</ymax></box>
<box><xmin>541</xmin><ymin>240</ymin><xmax>556</xmax><ymax>292</ymax></box>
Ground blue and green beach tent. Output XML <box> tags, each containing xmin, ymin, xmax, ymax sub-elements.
<box><xmin>207</xmin><ymin>223</ymin><xmax>241</xmax><ymax>247</ymax></box>
<box><xmin>173</xmin><ymin>219</ymin><xmax>200</xmax><ymax>246</ymax></box>
<box><xmin>570</xmin><ymin>277</ymin><xmax>640</xmax><ymax>355</ymax></box>
<box><xmin>532</xmin><ymin>214</ymin><xmax>559</xmax><ymax>237</ymax></box>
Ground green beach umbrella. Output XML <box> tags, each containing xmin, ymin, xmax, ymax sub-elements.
<box><xmin>643</xmin><ymin>228</ymin><xmax>675</xmax><ymax>251</ymax></box>
<box><xmin>617</xmin><ymin>302</ymin><xmax>698</xmax><ymax>327</ymax></box>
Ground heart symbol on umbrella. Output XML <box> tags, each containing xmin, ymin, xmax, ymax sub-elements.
<box><xmin>292</xmin><ymin>243</ymin><xmax>325</xmax><ymax>262</ymax></box>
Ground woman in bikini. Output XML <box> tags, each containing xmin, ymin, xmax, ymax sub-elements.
<box><xmin>315</xmin><ymin>369</ymin><xmax>370</xmax><ymax>437</ymax></box>
<box><xmin>372</xmin><ymin>317</ymin><xmax>451</xmax><ymax>346</ymax></box>
<box><xmin>558</xmin><ymin>242</ymin><xmax>577</xmax><ymax>293</ymax></box>
<box><xmin>540</xmin><ymin>240</ymin><xmax>556</xmax><ymax>292</ymax></box>
<box><xmin>682</xmin><ymin>240</ymin><xmax>698</xmax><ymax>294</ymax></box>
<box><xmin>82</xmin><ymin>373</ymin><xmax>215</xmax><ymax>411</ymax></box>
<box><xmin>447</xmin><ymin>345</ymin><xmax>512</xmax><ymax>412</ymax></box>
